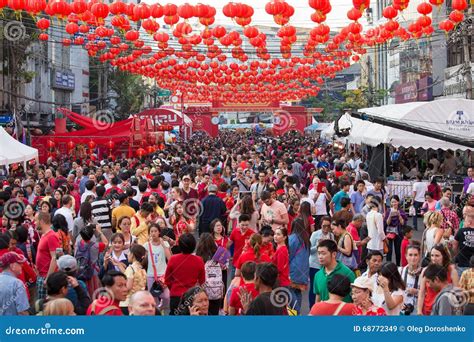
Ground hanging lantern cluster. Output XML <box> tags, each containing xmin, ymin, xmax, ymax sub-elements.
<box><xmin>4</xmin><ymin>0</ymin><xmax>469</xmax><ymax>103</ymax></box>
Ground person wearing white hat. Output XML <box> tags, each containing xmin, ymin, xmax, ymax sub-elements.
<box><xmin>351</xmin><ymin>276</ymin><xmax>386</xmax><ymax>316</ymax></box>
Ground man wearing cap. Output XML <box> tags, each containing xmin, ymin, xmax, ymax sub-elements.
<box><xmin>198</xmin><ymin>184</ymin><xmax>227</xmax><ymax>236</ymax></box>
<box><xmin>0</xmin><ymin>252</ymin><xmax>30</xmax><ymax>315</ymax></box>
<box><xmin>111</xmin><ymin>193</ymin><xmax>136</xmax><ymax>231</ymax></box>
<box><xmin>181</xmin><ymin>175</ymin><xmax>198</xmax><ymax>201</ymax></box>
<box><xmin>57</xmin><ymin>255</ymin><xmax>91</xmax><ymax>314</ymax></box>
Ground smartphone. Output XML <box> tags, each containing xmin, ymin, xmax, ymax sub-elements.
<box><xmin>317</xmin><ymin>182</ymin><xmax>326</xmax><ymax>193</ymax></box>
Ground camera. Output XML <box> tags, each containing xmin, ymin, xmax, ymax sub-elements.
<box><xmin>400</xmin><ymin>303</ymin><xmax>414</xmax><ymax>316</ymax></box>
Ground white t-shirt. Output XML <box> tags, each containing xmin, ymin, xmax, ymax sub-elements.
<box><xmin>398</xmin><ymin>266</ymin><xmax>421</xmax><ymax>308</ymax></box>
<box><xmin>412</xmin><ymin>182</ymin><xmax>428</xmax><ymax>203</ymax></box>
<box><xmin>309</xmin><ymin>189</ymin><xmax>328</xmax><ymax>216</ymax></box>
<box><xmin>467</xmin><ymin>182</ymin><xmax>474</xmax><ymax>195</ymax></box>
<box><xmin>144</xmin><ymin>241</ymin><xmax>169</xmax><ymax>277</ymax></box>
<box><xmin>372</xmin><ymin>287</ymin><xmax>405</xmax><ymax>316</ymax></box>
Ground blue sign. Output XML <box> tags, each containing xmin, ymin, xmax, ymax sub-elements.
<box><xmin>52</xmin><ymin>69</ymin><xmax>75</xmax><ymax>91</ymax></box>
<box><xmin>0</xmin><ymin>114</ymin><xmax>13</xmax><ymax>124</ymax></box>
<box><xmin>0</xmin><ymin>316</ymin><xmax>472</xmax><ymax>342</ymax></box>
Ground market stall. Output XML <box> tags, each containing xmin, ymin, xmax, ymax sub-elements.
<box><xmin>0</xmin><ymin>126</ymin><xmax>38</xmax><ymax>170</ymax></box>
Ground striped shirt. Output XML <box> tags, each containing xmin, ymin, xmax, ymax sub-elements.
<box><xmin>91</xmin><ymin>197</ymin><xmax>112</xmax><ymax>230</ymax></box>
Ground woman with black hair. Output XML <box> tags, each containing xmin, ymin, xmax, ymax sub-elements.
<box><xmin>165</xmin><ymin>233</ymin><xmax>206</xmax><ymax>315</ymax></box>
<box><xmin>372</xmin><ymin>262</ymin><xmax>406</xmax><ymax>315</ymax></box>
<box><xmin>15</xmin><ymin>225</ymin><xmax>36</xmax><ymax>265</ymax></box>
<box><xmin>177</xmin><ymin>286</ymin><xmax>209</xmax><ymax>316</ymax></box>
<box><xmin>272</xmin><ymin>227</ymin><xmax>290</xmax><ymax>288</ymax></box>
<box><xmin>299</xmin><ymin>201</ymin><xmax>315</xmax><ymax>236</ymax></box>
<box><xmin>288</xmin><ymin>218</ymin><xmax>310</xmax><ymax>314</ymax></box>
<box><xmin>417</xmin><ymin>244</ymin><xmax>459</xmax><ymax>315</ymax></box>
<box><xmin>73</xmin><ymin>202</ymin><xmax>96</xmax><ymax>245</ymax></box>
<box><xmin>74</xmin><ymin>223</ymin><xmax>108</xmax><ymax>297</ymax></box>
<box><xmin>196</xmin><ymin>233</ymin><xmax>224</xmax><ymax>315</ymax></box>
<box><xmin>310</xmin><ymin>274</ymin><xmax>356</xmax><ymax>316</ymax></box>
<box><xmin>384</xmin><ymin>195</ymin><xmax>407</xmax><ymax>266</ymax></box>
<box><xmin>120</xmin><ymin>244</ymin><xmax>147</xmax><ymax>315</ymax></box>
<box><xmin>52</xmin><ymin>214</ymin><xmax>71</xmax><ymax>255</ymax></box>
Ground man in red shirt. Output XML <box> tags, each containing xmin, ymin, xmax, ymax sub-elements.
<box><xmin>35</xmin><ymin>211</ymin><xmax>61</xmax><ymax>300</ymax></box>
<box><xmin>211</xmin><ymin>169</ymin><xmax>225</xmax><ymax>188</ymax></box>
<box><xmin>87</xmin><ymin>270</ymin><xmax>128</xmax><ymax>315</ymax></box>
<box><xmin>165</xmin><ymin>233</ymin><xmax>205</xmax><ymax>315</ymax></box>
<box><xmin>229</xmin><ymin>261</ymin><xmax>258</xmax><ymax>315</ymax></box>
<box><xmin>227</xmin><ymin>214</ymin><xmax>254</xmax><ymax>279</ymax></box>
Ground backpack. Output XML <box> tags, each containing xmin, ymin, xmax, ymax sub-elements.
<box><xmin>76</xmin><ymin>240</ymin><xmax>94</xmax><ymax>281</ymax></box>
<box><xmin>204</xmin><ymin>260</ymin><xmax>224</xmax><ymax>300</ymax></box>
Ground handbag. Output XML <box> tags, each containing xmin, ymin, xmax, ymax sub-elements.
<box><xmin>148</xmin><ymin>242</ymin><xmax>164</xmax><ymax>298</ymax></box>
<box><xmin>337</xmin><ymin>233</ymin><xmax>358</xmax><ymax>270</ymax></box>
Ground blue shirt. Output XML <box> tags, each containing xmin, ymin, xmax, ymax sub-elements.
<box><xmin>66</xmin><ymin>280</ymin><xmax>87</xmax><ymax>307</ymax></box>
<box><xmin>350</xmin><ymin>191</ymin><xmax>365</xmax><ymax>214</ymax></box>
<box><xmin>0</xmin><ymin>271</ymin><xmax>29</xmax><ymax>315</ymax></box>
<box><xmin>317</xmin><ymin>161</ymin><xmax>329</xmax><ymax>169</ymax></box>
<box><xmin>332</xmin><ymin>190</ymin><xmax>349</xmax><ymax>212</ymax></box>
<box><xmin>289</xmin><ymin>234</ymin><xmax>309</xmax><ymax>285</ymax></box>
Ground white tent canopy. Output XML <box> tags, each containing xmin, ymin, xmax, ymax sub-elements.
<box><xmin>322</xmin><ymin>99</ymin><xmax>473</xmax><ymax>151</ymax></box>
<box><xmin>0</xmin><ymin>126</ymin><xmax>38</xmax><ymax>167</ymax></box>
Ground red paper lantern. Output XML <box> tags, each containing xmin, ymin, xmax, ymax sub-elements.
<box><xmin>67</xmin><ymin>141</ymin><xmax>75</xmax><ymax>150</ymax></box>
<box><xmin>451</xmin><ymin>0</ymin><xmax>467</xmax><ymax>11</ymax></box>
<box><xmin>417</xmin><ymin>2</ymin><xmax>432</xmax><ymax>15</ymax></box>
<box><xmin>46</xmin><ymin>140</ymin><xmax>55</xmax><ymax>149</ymax></box>
<box><xmin>136</xmin><ymin>148</ymin><xmax>146</xmax><ymax>157</ymax></box>
<box><xmin>449</xmin><ymin>10</ymin><xmax>464</xmax><ymax>23</ymax></box>
<box><xmin>36</xmin><ymin>18</ymin><xmax>50</xmax><ymax>30</ymax></box>
<box><xmin>382</xmin><ymin>6</ymin><xmax>398</xmax><ymax>19</ymax></box>
<box><xmin>177</xmin><ymin>3</ymin><xmax>195</xmax><ymax>19</ymax></box>
<box><xmin>347</xmin><ymin>7</ymin><xmax>362</xmax><ymax>21</ymax></box>
<box><xmin>88</xmin><ymin>141</ymin><xmax>96</xmax><ymax>149</ymax></box>
<box><xmin>106</xmin><ymin>140</ymin><xmax>115</xmax><ymax>149</ymax></box>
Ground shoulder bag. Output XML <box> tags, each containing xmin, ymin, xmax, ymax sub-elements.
<box><xmin>148</xmin><ymin>241</ymin><xmax>164</xmax><ymax>298</ymax></box>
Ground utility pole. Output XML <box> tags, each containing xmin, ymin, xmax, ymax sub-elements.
<box><xmin>462</xmin><ymin>7</ymin><xmax>473</xmax><ymax>99</ymax></box>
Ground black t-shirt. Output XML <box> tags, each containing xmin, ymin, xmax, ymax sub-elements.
<box><xmin>245</xmin><ymin>292</ymin><xmax>288</xmax><ymax>316</ymax></box>
<box><xmin>454</xmin><ymin>227</ymin><xmax>474</xmax><ymax>267</ymax></box>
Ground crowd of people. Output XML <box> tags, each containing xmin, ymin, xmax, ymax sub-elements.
<box><xmin>0</xmin><ymin>131</ymin><xmax>473</xmax><ymax>316</ymax></box>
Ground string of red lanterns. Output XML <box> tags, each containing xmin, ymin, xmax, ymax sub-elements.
<box><xmin>2</xmin><ymin>0</ymin><xmax>467</xmax><ymax>103</ymax></box>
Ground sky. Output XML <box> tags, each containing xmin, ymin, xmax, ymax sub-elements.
<box><xmin>140</xmin><ymin>0</ymin><xmax>373</xmax><ymax>30</ymax></box>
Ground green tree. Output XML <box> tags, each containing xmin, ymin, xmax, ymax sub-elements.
<box><xmin>340</xmin><ymin>87</ymin><xmax>388</xmax><ymax>110</ymax></box>
<box><xmin>302</xmin><ymin>93</ymin><xmax>342</xmax><ymax>122</ymax></box>
<box><xmin>108</xmin><ymin>69</ymin><xmax>151</xmax><ymax>120</ymax></box>
<box><xmin>1</xmin><ymin>11</ymin><xmax>38</xmax><ymax>135</ymax></box>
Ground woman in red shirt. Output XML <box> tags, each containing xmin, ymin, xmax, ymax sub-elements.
<box><xmin>236</xmin><ymin>234</ymin><xmax>271</xmax><ymax>277</ymax></box>
<box><xmin>272</xmin><ymin>228</ymin><xmax>290</xmax><ymax>287</ymax></box>
<box><xmin>417</xmin><ymin>244</ymin><xmax>459</xmax><ymax>315</ymax></box>
<box><xmin>211</xmin><ymin>219</ymin><xmax>228</xmax><ymax>249</ymax></box>
<box><xmin>170</xmin><ymin>202</ymin><xmax>195</xmax><ymax>244</ymax></box>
